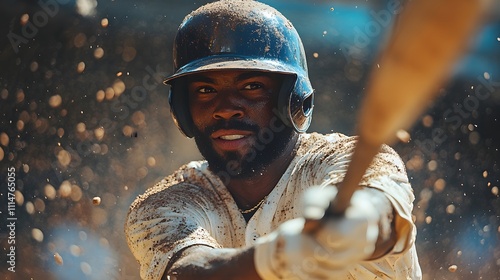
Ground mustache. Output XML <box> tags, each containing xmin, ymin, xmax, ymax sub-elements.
<box><xmin>204</xmin><ymin>119</ymin><xmax>260</xmax><ymax>135</ymax></box>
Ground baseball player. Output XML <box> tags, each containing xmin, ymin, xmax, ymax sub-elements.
<box><xmin>125</xmin><ymin>1</ymin><xmax>421</xmax><ymax>279</ymax></box>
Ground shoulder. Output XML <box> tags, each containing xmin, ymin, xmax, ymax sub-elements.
<box><xmin>281</xmin><ymin>132</ymin><xmax>356</xmax><ymax>187</ymax></box>
<box><xmin>299</xmin><ymin>132</ymin><xmax>403</xmax><ymax>164</ymax></box>
<box><xmin>124</xmin><ymin>161</ymin><xmax>229</xmax><ymax>280</ymax></box>
<box><xmin>125</xmin><ymin>160</ymin><xmax>229</xmax><ymax>247</ymax></box>
<box><xmin>300</xmin><ymin>132</ymin><xmax>350</xmax><ymax>144</ymax></box>
<box><xmin>295</xmin><ymin>132</ymin><xmax>406</xmax><ymax>181</ymax></box>
<box><xmin>297</xmin><ymin>132</ymin><xmax>355</xmax><ymax>156</ymax></box>
<box><xmin>127</xmin><ymin>161</ymin><xmax>217</xmax><ymax>216</ymax></box>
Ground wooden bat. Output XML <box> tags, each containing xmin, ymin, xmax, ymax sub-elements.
<box><xmin>305</xmin><ymin>0</ymin><xmax>489</xmax><ymax>225</ymax></box>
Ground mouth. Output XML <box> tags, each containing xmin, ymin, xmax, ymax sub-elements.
<box><xmin>211</xmin><ymin>130</ymin><xmax>253</xmax><ymax>151</ymax></box>
<box><xmin>219</xmin><ymin>134</ymin><xmax>245</xmax><ymax>140</ymax></box>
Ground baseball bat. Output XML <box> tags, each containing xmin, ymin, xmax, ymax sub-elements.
<box><xmin>304</xmin><ymin>0</ymin><xmax>489</xmax><ymax>227</ymax></box>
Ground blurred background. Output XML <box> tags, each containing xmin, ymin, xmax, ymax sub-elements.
<box><xmin>0</xmin><ymin>0</ymin><xmax>499</xmax><ymax>279</ymax></box>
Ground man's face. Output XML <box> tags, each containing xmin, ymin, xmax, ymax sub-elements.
<box><xmin>187</xmin><ymin>70</ymin><xmax>296</xmax><ymax>179</ymax></box>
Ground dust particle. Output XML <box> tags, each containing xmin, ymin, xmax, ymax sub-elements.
<box><xmin>54</xmin><ymin>253</ymin><xmax>63</xmax><ymax>265</ymax></box>
<box><xmin>20</xmin><ymin>14</ymin><xmax>29</xmax><ymax>25</ymax></box>
<box><xmin>92</xmin><ymin>196</ymin><xmax>101</xmax><ymax>205</ymax></box>
<box><xmin>396</xmin><ymin>129</ymin><xmax>411</xmax><ymax>143</ymax></box>
<box><xmin>448</xmin><ymin>264</ymin><xmax>458</xmax><ymax>272</ymax></box>
<box><xmin>101</xmin><ymin>18</ymin><xmax>109</xmax><ymax>28</ymax></box>
<box><xmin>77</xmin><ymin>62</ymin><xmax>85</xmax><ymax>73</ymax></box>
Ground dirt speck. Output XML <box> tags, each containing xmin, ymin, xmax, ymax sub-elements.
<box><xmin>92</xmin><ymin>197</ymin><xmax>101</xmax><ymax>205</ymax></box>
<box><xmin>54</xmin><ymin>253</ymin><xmax>63</xmax><ymax>265</ymax></box>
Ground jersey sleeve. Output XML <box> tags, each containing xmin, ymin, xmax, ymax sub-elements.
<box><xmin>360</xmin><ymin>144</ymin><xmax>416</xmax><ymax>254</ymax></box>
<box><xmin>125</xmin><ymin>181</ymin><xmax>225</xmax><ymax>280</ymax></box>
<box><xmin>310</xmin><ymin>134</ymin><xmax>416</xmax><ymax>255</ymax></box>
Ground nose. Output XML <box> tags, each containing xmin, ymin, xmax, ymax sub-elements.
<box><xmin>212</xmin><ymin>93</ymin><xmax>244</xmax><ymax>120</ymax></box>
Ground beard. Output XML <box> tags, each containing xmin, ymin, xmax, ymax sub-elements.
<box><xmin>192</xmin><ymin>117</ymin><xmax>296</xmax><ymax>181</ymax></box>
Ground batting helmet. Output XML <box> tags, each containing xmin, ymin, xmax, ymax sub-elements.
<box><xmin>164</xmin><ymin>0</ymin><xmax>314</xmax><ymax>137</ymax></box>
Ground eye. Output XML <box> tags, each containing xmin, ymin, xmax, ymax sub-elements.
<box><xmin>243</xmin><ymin>83</ymin><xmax>263</xmax><ymax>90</ymax></box>
<box><xmin>189</xmin><ymin>84</ymin><xmax>217</xmax><ymax>103</ymax></box>
<box><xmin>197</xmin><ymin>86</ymin><xmax>216</xmax><ymax>94</ymax></box>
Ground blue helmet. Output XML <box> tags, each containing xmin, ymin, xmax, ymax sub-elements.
<box><xmin>164</xmin><ymin>0</ymin><xmax>314</xmax><ymax>137</ymax></box>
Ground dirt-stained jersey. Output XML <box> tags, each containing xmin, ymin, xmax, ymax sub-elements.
<box><xmin>125</xmin><ymin>133</ymin><xmax>421</xmax><ymax>280</ymax></box>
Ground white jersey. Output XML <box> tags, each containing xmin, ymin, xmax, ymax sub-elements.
<box><xmin>125</xmin><ymin>133</ymin><xmax>422</xmax><ymax>280</ymax></box>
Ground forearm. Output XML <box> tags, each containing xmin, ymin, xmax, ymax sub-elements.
<box><xmin>164</xmin><ymin>245</ymin><xmax>261</xmax><ymax>280</ymax></box>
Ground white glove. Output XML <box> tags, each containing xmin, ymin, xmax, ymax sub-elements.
<box><xmin>308</xmin><ymin>187</ymin><xmax>380</xmax><ymax>268</ymax></box>
<box><xmin>254</xmin><ymin>186</ymin><xmax>381</xmax><ymax>280</ymax></box>
<box><xmin>254</xmin><ymin>217</ymin><xmax>344</xmax><ymax>280</ymax></box>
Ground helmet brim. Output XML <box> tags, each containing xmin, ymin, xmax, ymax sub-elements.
<box><xmin>163</xmin><ymin>55</ymin><xmax>300</xmax><ymax>85</ymax></box>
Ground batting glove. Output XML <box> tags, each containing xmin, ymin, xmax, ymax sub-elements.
<box><xmin>306</xmin><ymin>186</ymin><xmax>380</xmax><ymax>269</ymax></box>
<box><xmin>254</xmin><ymin>216</ymin><xmax>346</xmax><ymax>280</ymax></box>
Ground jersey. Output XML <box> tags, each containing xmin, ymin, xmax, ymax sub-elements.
<box><xmin>125</xmin><ymin>132</ymin><xmax>422</xmax><ymax>279</ymax></box>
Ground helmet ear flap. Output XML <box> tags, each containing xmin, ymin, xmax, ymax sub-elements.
<box><xmin>276</xmin><ymin>74</ymin><xmax>314</xmax><ymax>132</ymax></box>
<box><xmin>276</xmin><ymin>74</ymin><xmax>297</xmax><ymax>128</ymax></box>
<box><xmin>168</xmin><ymin>80</ymin><xmax>195</xmax><ymax>138</ymax></box>
<box><xmin>302</xmin><ymin>91</ymin><xmax>314</xmax><ymax>117</ymax></box>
